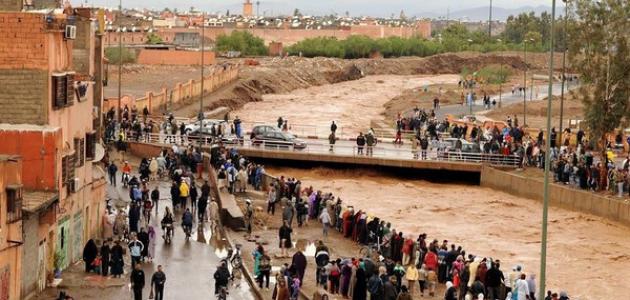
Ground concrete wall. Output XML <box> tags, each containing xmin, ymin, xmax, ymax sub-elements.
<box><xmin>0</xmin><ymin>126</ymin><xmax>61</xmax><ymax>191</ymax></box>
<box><xmin>0</xmin><ymin>157</ymin><xmax>23</xmax><ymax>300</ymax></box>
<box><xmin>136</xmin><ymin>49</ymin><xmax>216</xmax><ymax>65</ymax></box>
<box><xmin>0</xmin><ymin>0</ymin><xmax>21</xmax><ymax>11</ymax></box>
<box><xmin>236</xmin><ymin>147</ymin><xmax>483</xmax><ymax>173</ymax></box>
<box><xmin>480</xmin><ymin>166</ymin><xmax>630</xmax><ymax>227</ymax></box>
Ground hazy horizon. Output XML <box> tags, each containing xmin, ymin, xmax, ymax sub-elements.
<box><xmin>73</xmin><ymin>0</ymin><xmax>562</xmax><ymax>19</ymax></box>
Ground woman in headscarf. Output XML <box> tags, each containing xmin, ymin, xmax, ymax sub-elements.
<box><xmin>82</xmin><ymin>239</ymin><xmax>98</xmax><ymax>272</ymax></box>
<box><xmin>340</xmin><ymin>260</ymin><xmax>352</xmax><ymax>297</ymax></box>
<box><xmin>147</xmin><ymin>226</ymin><xmax>156</xmax><ymax>261</ymax></box>
<box><xmin>308</xmin><ymin>191</ymin><xmax>317</xmax><ymax>218</ymax></box>
<box><xmin>444</xmin><ymin>281</ymin><xmax>457</xmax><ymax>300</ymax></box>
<box><xmin>149</xmin><ymin>158</ymin><xmax>158</xmax><ymax>181</ymax></box>
<box><xmin>110</xmin><ymin>240</ymin><xmax>125</xmax><ymax>278</ymax></box>
<box><xmin>352</xmin><ymin>265</ymin><xmax>367</xmax><ymax>300</ymax></box>
<box><xmin>343</xmin><ymin>208</ymin><xmax>355</xmax><ymax>238</ymax></box>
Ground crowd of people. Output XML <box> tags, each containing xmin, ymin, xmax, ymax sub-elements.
<box><xmin>98</xmin><ymin>95</ymin><xmax>616</xmax><ymax>300</ymax></box>
<box><xmin>201</xmin><ymin>145</ymin><xmax>570</xmax><ymax>300</ymax></box>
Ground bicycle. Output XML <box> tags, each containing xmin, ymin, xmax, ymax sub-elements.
<box><xmin>217</xmin><ymin>287</ymin><xmax>229</xmax><ymax>300</ymax></box>
<box><xmin>229</xmin><ymin>244</ymin><xmax>243</xmax><ymax>269</ymax></box>
<box><xmin>359</xmin><ymin>235</ymin><xmax>381</xmax><ymax>258</ymax></box>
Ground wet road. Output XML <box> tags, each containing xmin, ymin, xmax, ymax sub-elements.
<box><xmin>99</xmin><ymin>176</ymin><xmax>254</xmax><ymax>299</ymax></box>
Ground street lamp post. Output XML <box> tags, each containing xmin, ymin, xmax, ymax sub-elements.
<box><xmin>117</xmin><ymin>0</ymin><xmax>122</xmax><ymax>122</ymax></box>
<box><xmin>523</xmin><ymin>39</ymin><xmax>528</xmax><ymax>126</ymax></box>
<box><xmin>558</xmin><ymin>0</ymin><xmax>570</xmax><ymax>145</ymax></box>
<box><xmin>198</xmin><ymin>13</ymin><xmax>205</xmax><ymax>146</ymax></box>
<box><xmin>467</xmin><ymin>39</ymin><xmax>474</xmax><ymax>115</ymax></box>
<box><xmin>488</xmin><ymin>0</ymin><xmax>493</xmax><ymax>37</ymax></box>
<box><xmin>523</xmin><ymin>38</ymin><xmax>534</xmax><ymax>126</ymax></box>
<box><xmin>540</xmin><ymin>1</ymin><xmax>557</xmax><ymax>300</ymax></box>
<box><xmin>497</xmin><ymin>38</ymin><xmax>504</xmax><ymax>108</ymax></box>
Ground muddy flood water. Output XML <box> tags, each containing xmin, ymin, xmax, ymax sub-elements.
<box><xmin>264</xmin><ymin>166</ymin><xmax>629</xmax><ymax>300</ymax></box>
<box><xmin>232</xmin><ymin>74</ymin><xmax>459</xmax><ymax>136</ymax></box>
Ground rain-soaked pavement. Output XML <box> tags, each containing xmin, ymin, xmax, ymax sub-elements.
<box><xmin>36</xmin><ymin>173</ymin><xmax>254</xmax><ymax>300</ymax></box>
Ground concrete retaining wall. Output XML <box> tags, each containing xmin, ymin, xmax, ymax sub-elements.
<box><xmin>480</xmin><ymin>166</ymin><xmax>630</xmax><ymax>227</ymax></box>
<box><xmin>127</xmin><ymin>142</ymin><xmax>246</xmax><ymax>230</ymax></box>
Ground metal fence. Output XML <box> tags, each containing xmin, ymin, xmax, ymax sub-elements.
<box><xmin>135</xmin><ymin>133</ymin><xmax>521</xmax><ymax>167</ymax></box>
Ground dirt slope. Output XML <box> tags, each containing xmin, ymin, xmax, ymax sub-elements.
<box><xmin>173</xmin><ymin>52</ymin><xmax>549</xmax><ymax>118</ymax></box>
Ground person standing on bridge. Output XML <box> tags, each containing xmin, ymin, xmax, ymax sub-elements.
<box><xmin>331</xmin><ymin>121</ymin><xmax>337</xmax><ymax>134</ymax></box>
<box><xmin>277</xmin><ymin>117</ymin><xmax>284</xmax><ymax>129</ymax></box>
<box><xmin>329</xmin><ymin>132</ymin><xmax>336</xmax><ymax>152</ymax></box>
<box><xmin>356</xmin><ymin>133</ymin><xmax>366</xmax><ymax>155</ymax></box>
<box><xmin>233</xmin><ymin>116</ymin><xmax>242</xmax><ymax>138</ymax></box>
<box><xmin>366</xmin><ymin>131</ymin><xmax>376</xmax><ymax>156</ymax></box>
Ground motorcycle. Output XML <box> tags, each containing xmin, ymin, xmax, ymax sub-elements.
<box><xmin>183</xmin><ymin>224</ymin><xmax>192</xmax><ymax>241</ymax></box>
<box><xmin>163</xmin><ymin>223</ymin><xmax>173</xmax><ymax>244</ymax></box>
<box><xmin>121</xmin><ymin>172</ymin><xmax>130</xmax><ymax>188</ymax></box>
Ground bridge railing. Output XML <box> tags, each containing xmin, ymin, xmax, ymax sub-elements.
<box><xmin>134</xmin><ymin>133</ymin><xmax>521</xmax><ymax>167</ymax></box>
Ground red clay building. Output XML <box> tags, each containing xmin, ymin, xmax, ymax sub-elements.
<box><xmin>0</xmin><ymin>5</ymin><xmax>107</xmax><ymax>298</ymax></box>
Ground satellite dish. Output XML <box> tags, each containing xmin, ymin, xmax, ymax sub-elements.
<box><xmin>94</xmin><ymin>143</ymin><xmax>105</xmax><ymax>162</ymax></box>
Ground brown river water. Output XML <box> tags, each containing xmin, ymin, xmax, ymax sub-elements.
<box><xmin>264</xmin><ymin>166</ymin><xmax>629</xmax><ymax>300</ymax></box>
<box><xmin>232</xmin><ymin>74</ymin><xmax>459</xmax><ymax>136</ymax></box>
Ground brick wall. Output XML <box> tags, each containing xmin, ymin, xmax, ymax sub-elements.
<box><xmin>0</xmin><ymin>12</ymin><xmax>48</xmax><ymax>69</ymax></box>
<box><xmin>104</xmin><ymin>23</ymin><xmax>433</xmax><ymax>48</ymax></box>
<box><xmin>0</xmin><ymin>69</ymin><xmax>48</xmax><ymax>124</ymax></box>
<box><xmin>136</xmin><ymin>49</ymin><xmax>215</xmax><ymax>65</ymax></box>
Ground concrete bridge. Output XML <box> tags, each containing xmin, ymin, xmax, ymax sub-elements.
<box><xmin>127</xmin><ymin>134</ymin><xmax>521</xmax><ymax>174</ymax></box>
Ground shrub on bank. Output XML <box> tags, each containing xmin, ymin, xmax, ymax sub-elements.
<box><xmin>215</xmin><ymin>31</ymin><xmax>268</xmax><ymax>56</ymax></box>
<box><xmin>105</xmin><ymin>46</ymin><xmax>137</xmax><ymax>64</ymax></box>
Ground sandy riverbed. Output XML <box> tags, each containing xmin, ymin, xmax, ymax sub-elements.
<box><xmin>263</xmin><ymin>166</ymin><xmax>629</xmax><ymax>300</ymax></box>
<box><xmin>232</xmin><ymin>74</ymin><xmax>460</xmax><ymax>136</ymax></box>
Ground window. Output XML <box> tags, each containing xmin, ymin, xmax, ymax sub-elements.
<box><xmin>52</xmin><ymin>73</ymin><xmax>75</xmax><ymax>110</ymax></box>
<box><xmin>61</xmin><ymin>155</ymin><xmax>76</xmax><ymax>186</ymax></box>
<box><xmin>6</xmin><ymin>187</ymin><xmax>22</xmax><ymax>223</ymax></box>
<box><xmin>86</xmin><ymin>132</ymin><xmax>97</xmax><ymax>161</ymax></box>
<box><xmin>74</xmin><ymin>138</ymin><xmax>85</xmax><ymax>167</ymax></box>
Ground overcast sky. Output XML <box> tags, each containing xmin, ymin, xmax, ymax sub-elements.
<box><xmin>75</xmin><ymin>0</ymin><xmax>557</xmax><ymax>17</ymax></box>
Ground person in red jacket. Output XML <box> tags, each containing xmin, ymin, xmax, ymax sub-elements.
<box><xmin>424</xmin><ymin>250</ymin><xmax>438</xmax><ymax>271</ymax></box>
<box><xmin>402</xmin><ymin>237</ymin><xmax>414</xmax><ymax>265</ymax></box>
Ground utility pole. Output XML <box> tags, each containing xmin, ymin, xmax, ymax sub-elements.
<box><xmin>488</xmin><ymin>0</ymin><xmax>492</xmax><ymax>37</ymax></box>
<box><xmin>497</xmin><ymin>37</ymin><xmax>504</xmax><ymax>108</ymax></box>
<box><xmin>558</xmin><ymin>0</ymin><xmax>569</xmax><ymax>144</ymax></box>
<box><xmin>539</xmin><ymin>2</ymin><xmax>557</xmax><ymax>300</ymax></box>
<box><xmin>446</xmin><ymin>7</ymin><xmax>449</xmax><ymax>26</ymax></box>
<box><xmin>117</xmin><ymin>0</ymin><xmax>122</xmax><ymax>122</ymax></box>
<box><xmin>523</xmin><ymin>40</ymin><xmax>528</xmax><ymax>126</ymax></box>
<box><xmin>198</xmin><ymin>12</ymin><xmax>205</xmax><ymax>146</ymax></box>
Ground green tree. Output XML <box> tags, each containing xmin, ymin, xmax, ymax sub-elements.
<box><xmin>105</xmin><ymin>46</ymin><xmax>136</xmax><ymax>64</ymax></box>
<box><xmin>146</xmin><ymin>33</ymin><xmax>163</xmax><ymax>44</ymax></box>
<box><xmin>568</xmin><ymin>0</ymin><xmax>630</xmax><ymax>186</ymax></box>
<box><xmin>215</xmin><ymin>31</ymin><xmax>268</xmax><ymax>56</ymax></box>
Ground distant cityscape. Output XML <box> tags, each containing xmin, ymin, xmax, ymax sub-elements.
<box><xmin>101</xmin><ymin>1</ymin><xmax>507</xmax><ymax>49</ymax></box>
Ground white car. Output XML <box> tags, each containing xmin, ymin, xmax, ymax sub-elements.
<box><xmin>185</xmin><ymin>119</ymin><xmax>226</xmax><ymax>134</ymax></box>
